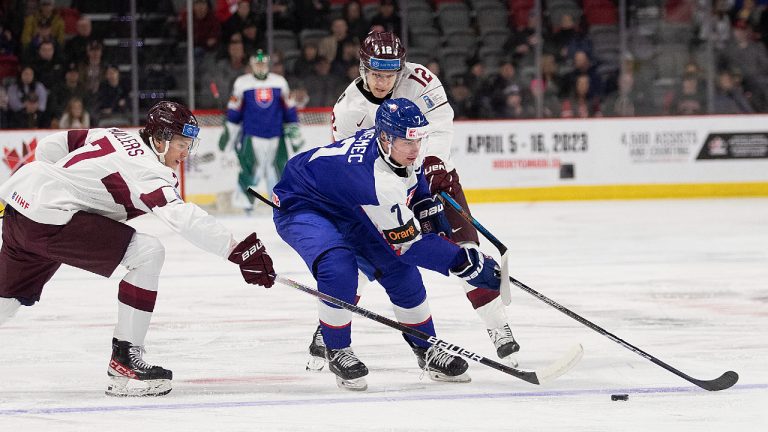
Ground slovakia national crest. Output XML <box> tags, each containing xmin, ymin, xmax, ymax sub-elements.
<box><xmin>254</xmin><ymin>88</ymin><xmax>274</xmax><ymax>107</ymax></box>
<box><xmin>388</xmin><ymin>102</ymin><xmax>398</xmax><ymax>112</ymax></box>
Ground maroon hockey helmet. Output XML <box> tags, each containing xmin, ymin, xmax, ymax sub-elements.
<box><xmin>144</xmin><ymin>101</ymin><xmax>200</xmax><ymax>150</ymax></box>
<box><xmin>359</xmin><ymin>31</ymin><xmax>406</xmax><ymax>91</ymax></box>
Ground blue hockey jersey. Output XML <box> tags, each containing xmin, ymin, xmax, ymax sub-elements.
<box><xmin>272</xmin><ymin>128</ymin><xmax>461</xmax><ymax>275</ymax></box>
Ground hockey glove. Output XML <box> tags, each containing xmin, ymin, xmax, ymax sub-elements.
<box><xmin>450</xmin><ymin>246</ymin><xmax>501</xmax><ymax>291</ymax></box>
<box><xmin>283</xmin><ymin>122</ymin><xmax>305</xmax><ymax>153</ymax></box>
<box><xmin>412</xmin><ymin>195</ymin><xmax>451</xmax><ymax>237</ymax></box>
<box><xmin>228</xmin><ymin>233</ymin><xmax>275</xmax><ymax>288</ymax></box>
<box><xmin>218</xmin><ymin>121</ymin><xmax>240</xmax><ymax>152</ymax></box>
<box><xmin>423</xmin><ymin>156</ymin><xmax>456</xmax><ymax>195</ymax></box>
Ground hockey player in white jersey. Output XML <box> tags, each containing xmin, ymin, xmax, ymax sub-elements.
<box><xmin>0</xmin><ymin>101</ymin><xmax>276</xmax><ymax>397</ymax></box>
<box><xmin>304</xmin><ymin>31</ymin><xmax>520</xmax><ymax>369</ymax></box>
<box><xmin>220</xmin><ymin>49</ymin><xmax>303</xmax><ymax>208</ymax></box>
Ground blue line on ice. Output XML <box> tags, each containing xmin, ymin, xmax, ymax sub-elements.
<box><xmin>1</xmin><ymin>384</ymin><xmax>765</xmax><ymax>416</ymax></box>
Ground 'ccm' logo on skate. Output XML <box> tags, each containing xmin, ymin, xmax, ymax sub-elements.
<box><xmin>383</xmin><ymin>218</ymin><xmax>419</xmax><ymax>245</ymax></box>
<box><xmin>427</xmin><ymin>336</ymin><xmax>483</xmax><ymax>362</ymax></box>
<box><xmin>11</xmin><ymin>191</ymin><xmax>31</xmax><ymax>209</ymax></box>
<box><xmin>110</xmin><ymin>360</ymin><xmax>138</xmax><ymax>379</ymax></box>
<box><xmin>241</xmin><ymin>241</ymin><xmax>264</xmax><ymax>261</ymax></box>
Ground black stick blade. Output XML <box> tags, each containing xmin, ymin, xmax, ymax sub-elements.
<box><xmin>694</xmin><ymin>370</ymin><xmax>739</xmax><ymax>391</ymax></box>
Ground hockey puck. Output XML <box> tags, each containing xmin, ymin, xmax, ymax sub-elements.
<box><xmin>611</xmin><ymin>394</ymin><xmax>629</xmax><ymax>401</ymax></box>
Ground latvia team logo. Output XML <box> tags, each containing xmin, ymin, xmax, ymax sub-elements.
<box><xmin>254</xmin><ymin>88</ymin><xmax>274</xmax><ymax>107</ymax></box>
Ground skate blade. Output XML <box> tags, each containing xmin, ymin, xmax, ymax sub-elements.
<box><xmin>335</xmin><ymin>375</ymin><xmax>368</xmax><ymax>391</ymax></box>
<box><xmin>428</xmin><ymin>371</ymin><xmax>472</xmax><ymax>383</ymax></box>
<box><xmin>306</xmin><ymin>355</ymin><xmax>326</xmax><ymax>372</ymax></box>
<box><xmin>105</xmin><ymin>375</ymin><xmax>172</xmax><ymax>397</ymax></box>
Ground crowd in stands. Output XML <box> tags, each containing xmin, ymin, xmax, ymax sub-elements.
<box><xmin>1</xmin><ymin>0</ymin><xmax>768</xmax><ymax>130</ymax></box>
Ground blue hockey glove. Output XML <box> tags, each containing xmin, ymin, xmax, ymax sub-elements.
<box><xmin>412</xmin><ymin>195</ymin><xmax>451</xmax><ymax>237</ymax></box>
<box><xmin>450</xmin><ymin>246</ymin><xmax>501</xmax><ymax>290</ymax></box>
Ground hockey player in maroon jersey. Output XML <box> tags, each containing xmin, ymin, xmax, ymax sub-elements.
<box><xmin>0</xmin><ymin>101</ymin><xmax>275</xmax><ymax>397</ymax></box>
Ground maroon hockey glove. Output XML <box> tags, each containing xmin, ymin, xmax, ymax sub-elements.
<box><xmin>228</xmin><ymin>233</ymin><xmax>275</xmax><ymax>288</ymax></box>
<box><xmin>423</xmin><ymin>156</ymin><xmax>455</xmax><ymax>195</ymax></box>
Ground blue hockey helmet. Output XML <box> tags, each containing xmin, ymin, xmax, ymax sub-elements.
<box><xmin>375</xmin><ymin>98</ymin><xmax>429</xmax><ymax>167</ymax></box>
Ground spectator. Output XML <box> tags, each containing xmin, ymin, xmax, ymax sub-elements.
<box><xmin>31</xmin><ymin>40</ymin><xmax>63</xmax><ymax>91</ymax></box>
<box><xmin>7</xmin><ymin>65</ymin><xmax>48</xmax><ymax>113</ymax></box>
<box><xmin>486</xmin><ymin>60</ymin><xmax>523</xmax><ymax>116</ymax></box>
<box><xmin>719</xmin><ymin>20</ymin><xmax>768</xmax><ymax>109</ymax></box>
<box><xmin>241</xmin><ymin>15</ymin><xmax>265</xmax><ymax>57</ymax></box>
<box><xmin>370</xmin><ymin>0</ymin><xmax>401</xmax><ymax>37</ymax></box>
<box><xmin>343</xmin><ymin>1</ymin><xmax>370</xmax><ymax>41</ymax></box>
<box><xmin>95</xmin><ymin>64</ymin><xmax>128</xmax><ymax>125</ymax></box>
<box><xmin>57</xmin><ymin>96</ymin><xmax>90</xmax><ymax>128</ymax></box>
<box><xmin>180</xmin><ymin>0</ymin><xmax>221</xmax><ymax>58</ymax></box>
<box><xmin>331</xmin><ymin>39</ymin><xmax>359</xmax><ymax>77</ymax></box>
<box><xmin>344</xmin><ymin>62</ymin><xmax>360</xmax><ymax>81</ymax></box>
<box><xmin>497</xmin><ymin>84</ymin><xmax>532</xmax><ymax>119</ymax></box>
<box><xmin>296</xmin><ymin>0</ymin><xmax>331</xmax><ymax>31</ymax></box>
<box><xmin>9</xmin><ymin>92</ymin><xmax>51</xmax><ymax>128</ymax></box>
<box><xmin>303</xmin><ymin>56</ymin><xmax>345</xmax><ymax>107</ymax></box>
<box><xmin>64</xmin><ymin>16</ymin><xmax>96</xmax><ymax>66</ymax></box>
<box><xmin>505</xmin><ymin>10</ymin><xmax>538</xmax><ymax>64</ymax></box>
<box><xmin>714</xmin><ymin>69</ymin><xmax>754</xmax><ymax>113</ymax></box>
<box><xmin>78</xmin><ymin>39</ymin><xmax>106</xmax><ymax>95</ymax></box>
<box><xmin>602</xmin><ymin>71</ymin><xmax>653</xmax><ymax>117</ymax></box>
<box><xmin>22</xmin><ymin>17</ymin><xmax>60</xmax><ymax>63</ymax></box>
<box><xmin>529</xmin><ymin>78</ymin><xmax>561</xmax><ymax>118</ymax></box>
<box><xmin>561</xmin><ymin>74</ymin><xmax>601</xmax><ymax>118</ymax></box>
<box><xmin>546</xmin><ymin>13</ymin><xmax>583</xmax><ymax>62</ymax></box>
<box><xmin>463</xmin><ymin>57</ymin><xmax>488</xmax><ymax>97</ymax></box>
<box><xmin>222</xmin><ymin>0</ymin><xmax>260</xmax><ymax>45</ymax></box>
<box><xmin>539</xmin><ymin>53</ymin><xmax>562</xmax><ymax>97</ymax></box>
<box><xmin>561</xmin><ymin>50</ymin><xmax>603</xmax><ymax>100</ymax></box>
<box><xmin>48</xmin><ymin>63</ymin><xmax>90</xmax><ymax>121</ymax></box>
<box><xmin>199</xmin><ymin>33</ymin><xmax>248</xmax><ymax>109</ymax></box>
<box><xmin>668</xmin><ymin>73</ymin><xmax>705</xmax><ymax>115</ymax></box>
<box><xmin>21</xmin><ymin>0</ymin><xmax>65</xmax><ymax>51</ymax></box>
<box><xmin>447</xmin><ymin>77</ymin><xmax>478</xmax><ymax>119</ymax></box>
<box><xmin>319</xmin><ymin>18</ymin><xmax>354</xmax><ymax>66</ymax></box>
<box><xmin>293</xmin><ymin>42</ymin><xmax>319</xmax><ymax>78</ymax></box>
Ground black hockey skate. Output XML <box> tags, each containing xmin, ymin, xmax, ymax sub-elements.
<box><xmin>408</xmin><ymin>339</ymin><xmax>471</xmax><ymax>383</ymax></box>
<box><xmin>488</xmin><ymin>324</ymin><xmax>521</xmax><ymax>366</ymax></box>
<box><xmin>326</xmin><ymin>347</ymin><xmax>369</xmax><ymax>391</ymax></box>
<box><xmin>106</xmin><ymin>338</ymin><xmax>172</xmax><ymax>397</ymax></box>
<box><xmin>306</xmin><ymin>324</ymin><xmax>327</xmax><ymax>372</ymax></box>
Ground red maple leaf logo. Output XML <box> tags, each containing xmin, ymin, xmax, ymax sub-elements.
<box><xmin>2</xmin><ymin>138</ymin><xmax>37</xmax><ymax>174</ymax></box>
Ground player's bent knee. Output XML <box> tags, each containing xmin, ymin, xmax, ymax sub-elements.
<box><xmin>121</xmin><ymin>233</ymin><xmax>166</xmax><ymax>273</ymax></box>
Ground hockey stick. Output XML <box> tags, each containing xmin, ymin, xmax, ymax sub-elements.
<box><xmin>437</xmin><ymin>191</ymin><xmax>740</xmax><ymax>392</ymax></box>
<box><xmin>246</xmin><ymin>187</ymin><xmax>583</xmax><ymax>384</ymax></box>
<box><xmin>275</xmin><ymin>275</ymin><xmax>583</xmax><ymax>386</ymax></box>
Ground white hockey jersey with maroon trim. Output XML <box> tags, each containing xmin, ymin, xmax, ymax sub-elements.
<box><xmin>332</xmin><ymin>62</ymin><xmax>456</xmax><ymax>171</ymax></box>
<box><xmin>0</xmin><ymin>128</ymin><xmax>237</xmax><ymax>258</ymax></box>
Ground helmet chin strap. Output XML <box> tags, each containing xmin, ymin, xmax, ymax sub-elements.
<box><xmin>149</xmin><ymin>136</ymin><xmax>170</xmax><ymax>162</ymax></box>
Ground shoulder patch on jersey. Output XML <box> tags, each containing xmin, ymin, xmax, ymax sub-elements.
<box><xmin>420</xmin><ymin>87</ymin><xmax>448</xmax><ymax>113</ymax></box>
<box><xmin>383</xmin><ymin>218</ymin><xmax>420</xmax><ymax>245</ymax></box>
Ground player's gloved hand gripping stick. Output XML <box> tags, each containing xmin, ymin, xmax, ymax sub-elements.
<box><xmin>437</xmin><ymin>191</ymin><xmax>739</xmax><ymax>392</ymax></box>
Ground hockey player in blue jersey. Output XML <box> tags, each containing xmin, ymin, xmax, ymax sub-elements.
<box><xmin>220</xmin><ymin>49</ymin><xmax>303</xmax><ymax>209</ymax></box>
<box><xmin>272</xmin><ymin>99</ymin><xmax>502</xmax><ymax>390</ymax></box>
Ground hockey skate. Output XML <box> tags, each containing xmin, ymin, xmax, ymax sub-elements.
<box><xmin>326</xmin><ymin>347</ymin><xmax>369</xmax><ymax>391</ymax></box>
<box><xmin>106</xmin><ymin>338</ymin><xmax>172</xmax><ymax>397</ymax></box>
<box><xmin>306</xmin><ymin>324</ymin><xmax>327</xmax><ymax>372</ymax></box>
<box><xmin>410</xmin><ymin>341</ymin><xmax>471</xmax><ymax>383</ymax></box>
<box><xmin>488</xmin><ymin>324</ymin><xmax>521</xmax><ymax>367</ymax></box>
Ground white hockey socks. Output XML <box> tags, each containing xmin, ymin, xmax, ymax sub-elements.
<box><xmin>0</xmin><ymin>297</ymin><xmax>21</xmax><ymax>326</ymax></box>
<box><xmin>114</xmin><ymin>233</ymin><xmax>165</xmax><ymax>346</ymax></box>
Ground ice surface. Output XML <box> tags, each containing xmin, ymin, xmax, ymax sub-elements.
<box><xmin>1</xmin><ymin>198</ymin><xmax>766</xmax><ymax>431</ymax></box>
